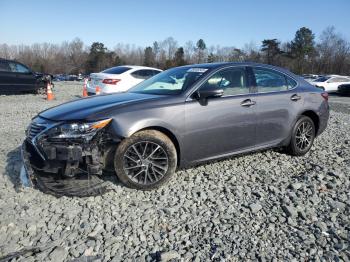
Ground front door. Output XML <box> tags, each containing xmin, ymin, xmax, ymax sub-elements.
<box><xmin>9</xmin><ymin>62</ymin><xmax>37</xmax><ymax>92</ymax></box>
<box><xmin>183</xmin><ymin>66</ymin><xmax>256</xmax><ymax>163</ymax></box>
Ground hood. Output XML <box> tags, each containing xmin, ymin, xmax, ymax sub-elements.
<box><xmin>39</xmin><ymin>92</ymin><xmax>160</xmax><ymax>121</ymax></box>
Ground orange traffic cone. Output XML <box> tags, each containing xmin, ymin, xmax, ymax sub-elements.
<box><xmin>95</xmin><ymin>86</ymin><xmax>101</xmax><ymax>95</ymax></box>
<box><xmin>46</xmin><ymin>82</ymin><xmax>54</xmax><ymax>101</ymax></box>
<box><xmin>82</xmin><ymin>78</ymin><xmax>88</xmax><ymax>97</ymax></box>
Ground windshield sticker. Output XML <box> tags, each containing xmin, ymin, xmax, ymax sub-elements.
<box><xmin>187</xmin><ymin>68</ymin><xmax>208</xmax><ymax>73</ymax></box>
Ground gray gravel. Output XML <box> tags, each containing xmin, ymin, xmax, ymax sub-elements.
<box><xmin>329</xmin><ymin>95</ymin><xmax>350</xmax><ymax>114</ymax></box>
<box><xmin>0</xmin><ymin>82</ymin><xmax>349</xmax><ymax>261</ymax></box>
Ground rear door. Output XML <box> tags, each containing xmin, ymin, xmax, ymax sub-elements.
<box><xmin>248</xmin><ymin>66</ymin><xmax>300</xmax><ymax>146</ymax></box>
<box><xmin>184</xmin><ymin>66</ymin><xmax>257</xmax><ymax>163</ymax></box>
<box><xmin>8</xmin><ymin>62</ymin><xmax>37</xmax><ymax>92</ymax></box>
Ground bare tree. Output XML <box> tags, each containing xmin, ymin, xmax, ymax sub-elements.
<box><xmin>1</xmin><ymin>27</ymin><xmax>349</xmax><ymax>75</ymax></box>
<box><xmin>161</xmin><ymin>37</ymin><xmax>178</xmax><ymax>60</ymax></box>
<box><xmin>317</xmin><ymin>26</ymin><xmax>350</xmax><ymax>74</ymax></box>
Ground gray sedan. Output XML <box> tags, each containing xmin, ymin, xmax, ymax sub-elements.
<box><xmin>23</xmin><ymin>62</ymin><xmax>329</xmax><ymax>193</ymax></box>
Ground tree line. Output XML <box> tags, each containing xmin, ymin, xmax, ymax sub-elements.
<box><xmin>0</xmin><ymin>26</ymin><xmax>349</xmax><ymax>76</ymax></box>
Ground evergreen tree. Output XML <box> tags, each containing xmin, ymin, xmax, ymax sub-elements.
<box><xmin>291</xmin><ymin>27</ymin><xmax>315</xmax><ymax>59</ymax></box>
<box><xmin>196</xmin><ymin>39</ymin><xmax>207</xmax><ymax>63</ymax></box>
<box><xmin>143</xmin><ymin>47</ymin><xmax>155</xmax><ymax>66</ymax></box>
<box><xmin>207</xmin><ymin>52</ymin><xmax>216</xmax><ymax>63</ymax></box>
<box><xmin>174</xmin><ymin>47</ymin><xmax>186</xmax><ymax>66</ymax></box>
<box><xmin>86</xmin><ymin>42</ymin><xmax>109</xmax><ymax>73</ymax></box>
<box><xmin>196</xmin><ymin>39</ymin><xmax>206</xmax><ymax>50</ymax></box>
<box><xmin>290</xmin><ymin>27</ymin><xmax>315</xmax><ymax>73</ymax></box>
<box><xmin>261</xmin><ymin>39</ymin><xmax>282</xmax><ymax>65</ymax></box>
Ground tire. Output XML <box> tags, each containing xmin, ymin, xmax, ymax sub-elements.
<box><xmin>114</xmin><ymin>130</ymin><xmax>177</xmax><ymax>190</ymax></box>
<box><xmin>287</xmin><ymin>116</ymin><xmax>315</xmax><ymax>156</ymax></box>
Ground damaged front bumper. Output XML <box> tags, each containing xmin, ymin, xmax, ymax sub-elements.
<box><xmin>20</xmin><ymin>139</ymin><xmax>113</xmax><ymax>197</ymax></box>
<box><xmin>20</xmin><ymin>117</ymin><xmax>118</xmax><ymax>196</ymax></box>
<box><xmin>20</xmin><ymin>141</ymin><xmax>35</xmax><ymax>187</ymax></box>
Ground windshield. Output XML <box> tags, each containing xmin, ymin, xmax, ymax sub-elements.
<box><xmin>314</xmin><ymin>76</ymin><xmax>330</xmax><ymax>82</ymax></box>
<box><xmin>129</xmin><ymin>66</ymin><xmax>209</xmax><ymax>95</ymax></box>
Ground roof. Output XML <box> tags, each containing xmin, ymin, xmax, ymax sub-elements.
<box><xmin>0</xmin><ymin>58</ymin><xmax>16</xmax><ymax>62</ymax></box>
<box><xmin>115</xmin><ymin>65</ymin><xmax>162</xmax><ymax>71</ymax></box>
<box><xmin>179</xmin><ymin>62</ymin><xmax>296</xmax><ymax>76</ymax></box>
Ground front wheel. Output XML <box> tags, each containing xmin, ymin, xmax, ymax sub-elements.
<box><xmin>114</xmin><ymin>130</ymin><xmax>177</xmax><ymax>190</ymax></box>
<box><xmin>287</xmin><ymin>116</ymin><xmax>315</xmax><ymax>156</ymax></box>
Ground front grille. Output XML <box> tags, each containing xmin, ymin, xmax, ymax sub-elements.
<box><xmin>27</xmin><ymin>122</ymin><xmax>46</xmax><ymax>140</ymax></box>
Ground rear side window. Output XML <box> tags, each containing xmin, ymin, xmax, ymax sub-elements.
<box><xmin>101</xmin><ymin>66</ymin><xmax>131</xmax><ymax>74</ymax></box>
<box><xmin>151</xmin><ymin>70</ymin><xmax>162</xmax><ymax>76</ymax></box>
<box><xmin>0</xmin><ymin>61</ymin><xmax>11</xmax><ymax>72</ymax></box>
<box><xmin>286</xmin><ymin>77</ymin><xmax>297</xmax><ymax>89</ymax></box>
<box><xmin>253</xmin><ymin>68</ymin><xmax>293</xmax><ymax>92</ymax></box>
<box><xmin>131</xmin><ymin>70</ymin><xmax>155</xmax><ymax>80</ymax></box>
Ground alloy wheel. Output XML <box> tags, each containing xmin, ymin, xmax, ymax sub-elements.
<box><xmin>123</xmin><ymin>141</ymin><xmax>169</xmax><ymax>185</ymax></box>
<box><xmin>295</xmin><ymin>121</ymin><xmax>313</xmax><ymax>151</ymax></box>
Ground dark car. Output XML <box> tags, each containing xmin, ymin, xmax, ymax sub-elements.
<box><xmin>0</xmin><ymin>58</ymin><xmax>46</xmax><ymax>94</ymax></box>
<box><xmin>22</xmin><ymin>62</ymin><xmax>329</xmax><ymax>192</ymax></box>
<box><xmin>338</xmin><ymin>84</ymin><xmax>350</xmax><ymax>95</ymax></box>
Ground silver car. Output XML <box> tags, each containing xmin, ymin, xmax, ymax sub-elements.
<box><xmin>22</xmin><ymin>62</ymin><xmax>329</xmax><ymax>194</ymax></box>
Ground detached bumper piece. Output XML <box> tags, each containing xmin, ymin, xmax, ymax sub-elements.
<box><xmin>21</xmin><ymin>140</ymin><xmax>108</xmax><ymax>197</ymax></box>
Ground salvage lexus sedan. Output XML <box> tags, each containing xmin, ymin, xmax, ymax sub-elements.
<box><xmin>22</xmin><ymin>62</ymin><xmax>329</xmax><ymax>192</ymax></box>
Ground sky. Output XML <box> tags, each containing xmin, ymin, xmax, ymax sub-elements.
<box><xmin>1</xmin><ymin>0</ymin><xmax>350</xmax><ymax>49</ymax></box>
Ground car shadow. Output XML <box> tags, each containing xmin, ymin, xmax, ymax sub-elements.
<box><xmin>329</xmin><ymin>93</ymin><xmax>350</xmax><ymax>97</ymax></box>
<box><xmin>5</xmin><ymin>143</ymin><xmax>284</xmax><ymax>197</ymax></box>
<box><xmin>4</xmin><ymin>146</ymin><xmax>23</xmax><ymax>191</ymax></box>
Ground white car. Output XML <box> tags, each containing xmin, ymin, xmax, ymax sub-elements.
<box><xmin>87</xmin><ymin>66</ymin><xmax>162</xmax><ymax>95</ymax></box>
<box><xmin>302</xmin><ymin>74</ymin><xmax>321</xmax><ymax>83</ymax></box>
<box><xmin>310</xmin><ymin>75</ymin><xmax>350</xmax><ymax>93</ymax></box>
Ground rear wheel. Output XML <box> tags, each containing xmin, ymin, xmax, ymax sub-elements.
<box><xmin>287</xmin><ymin>116</ymin><xmax>315</xmax><ymax>156</ymax></box>
<box><xmin>114</xmin><ymin>130</ymin><xmax>177</xmax><ymax>190</ymax></box>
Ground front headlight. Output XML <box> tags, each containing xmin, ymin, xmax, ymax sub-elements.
<box><xmin>46</xmin><ymin>118</ymin><xmax>112</xmax><ymax>140</ymax></box>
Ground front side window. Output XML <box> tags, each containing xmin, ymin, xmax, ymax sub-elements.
<box><xmin>253</xmin><ymin>68</ymin><xmax>289</xmax><ymax>92</ymax></box>
<box><xmin>129</xmin><ymin>67</ymin><xmax>208</xmax><ymax>95</ymax></box>
<box><xmin>200</xmin><ymin>67</ymin><xmax>248</xmax><ymax>96</ymax></box>
<box><xmin>9</xmin><ymin>62</ymin><xmax>31</xmax><ymax>73</ymax></box>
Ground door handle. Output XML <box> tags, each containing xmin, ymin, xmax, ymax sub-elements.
<box><xmin>290</xmin><ymin>94</ymin><xmax>301</xmax><ymax>101</ymax></box>
<box><xmin>240</xmin><ymin>99</ymin><xmax>256</xmax><ymax>107</ymax></box>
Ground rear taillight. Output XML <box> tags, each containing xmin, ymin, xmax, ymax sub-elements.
<box><xmin>102</xmin><ymin>79</ymin><xmax>120</xmax><ymax>85</ymax></box>
<box><xmin>321</xmin><ymin>92</ymin><xmax>329</xmax><ymax>101</ymax></box>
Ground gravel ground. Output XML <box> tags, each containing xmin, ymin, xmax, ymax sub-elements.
<box><xmin>0</xmin><ymin>82</ymin><xmax>349</xmax><ymax>261</ymax></box>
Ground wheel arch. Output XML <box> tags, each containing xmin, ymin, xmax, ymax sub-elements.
<box><xmin>137</xmin><ymin>126</ymin><xmax>181</xmax><ymax>166</ymax></box>
<box><xmin>300</xmin><ymin>110</ymin><xmax>320</xmax><ymax>135</ymax></box>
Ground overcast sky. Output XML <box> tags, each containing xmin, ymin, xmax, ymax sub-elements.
<box><xmin>1</xmin><ymin>0</ymin><xmax>349</xmax><ymax>48</ymax></box>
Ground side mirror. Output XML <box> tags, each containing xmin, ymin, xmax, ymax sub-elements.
<box><xmin>197</xmin><ymin>87</ymin><xmax>224</xmax><ymax>99</ymax></box>
<box><xmin>194</xmin><ymin>87</ymin><xmax>224</xmax><ymax>105</ymax></box>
